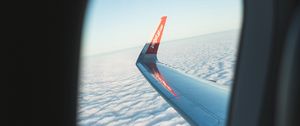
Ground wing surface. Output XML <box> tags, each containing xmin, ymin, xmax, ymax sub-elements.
<box><xmin>136</xmin><ymin>16</ymin><xmax>230</xmax><ymax>126</ymax></box>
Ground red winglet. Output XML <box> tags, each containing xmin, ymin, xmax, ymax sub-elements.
<box><xmin>146</xmin><ymin>16</ymin><xmax>167</xmax><ymax>54</ymax></box>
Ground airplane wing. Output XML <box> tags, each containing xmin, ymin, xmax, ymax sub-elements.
<box><xmin>136</xmin><ymin>16</ymin><xmax>230</xmax><ymax>126</ymax></box>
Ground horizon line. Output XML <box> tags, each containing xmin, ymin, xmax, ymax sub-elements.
<box><xmin>82</xmin><ymin>29</ymin><xmax>239</xmax><ymax>57</ymax></box>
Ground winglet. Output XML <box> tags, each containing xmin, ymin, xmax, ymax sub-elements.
<box><xmin>137</xmin><ymin>16</ymin><xmax>167</xmax><ymax>63</ymax></box>
<box><xmin>146</xmin><ymin>16</ymin><xmax>167</xmax><ymax>54</ymax></box>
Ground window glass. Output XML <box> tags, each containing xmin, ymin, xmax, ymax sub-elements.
<box><xmin>78</xmin><ymin>0</ymin><xmax>242</xmax><ymax>125</ymax></box>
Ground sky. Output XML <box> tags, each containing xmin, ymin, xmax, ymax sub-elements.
<box><xmin>81</xmin><ymin>0</ymin><xmax>242</xmax><ymax>56</ymax></box>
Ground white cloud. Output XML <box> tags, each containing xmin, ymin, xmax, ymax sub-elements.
<box><xmin>78</xmin><ymin>30</ymin><xmax>239</xmax><ymax>126</ymax></box>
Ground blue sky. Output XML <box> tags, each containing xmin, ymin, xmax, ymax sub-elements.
<box><xmin>81</xmin><ymin>0</ymin><xmax>242</xmax><ymax>56</ymax></box>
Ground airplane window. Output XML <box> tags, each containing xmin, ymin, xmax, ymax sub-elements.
<box><xmin>78</xmin><ymin>0</ymin><xmax>242</xmax><ymax>126</ymax></box>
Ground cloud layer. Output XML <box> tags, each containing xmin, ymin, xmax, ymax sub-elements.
<box><xmin>78</xmin><ymin>30</ymin><xmax>239</xmax><ymax>126</ymax></box>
